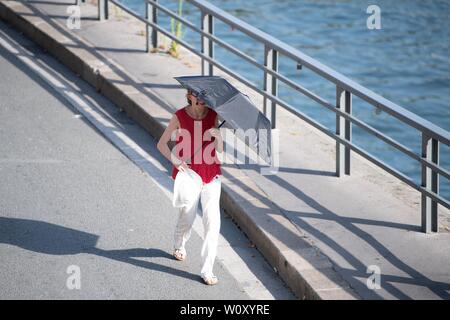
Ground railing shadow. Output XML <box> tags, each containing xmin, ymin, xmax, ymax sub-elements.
<box><xmin>225</xmin><ymin>163</ymin><xmax>450</xmax><ymax>299</ymax></box>
<box><xmin>26</xmin><ymin>1</ymin><xmax>77</xmax><ymax>6</ymax></box>
<box><xmin>234</xmin><ymin>163</ymin><xmax>336</xmax><ymax>177</ymax></box>
<box><xmin>21</xmin><ymin>13</ymin><xmax>99</xmax><ymax>20</ymax></box>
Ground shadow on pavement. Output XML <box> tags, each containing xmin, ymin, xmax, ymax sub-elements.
<box><xmin>0</xmin><ymin>217</ymin><xmax>201</xmax><ymax>283</ymax></box>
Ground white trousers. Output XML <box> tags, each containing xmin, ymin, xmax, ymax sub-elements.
<box><xmin>173</xmin><ymin>175</ymin><xmax>221</xmax><ymax>278</ymax></box>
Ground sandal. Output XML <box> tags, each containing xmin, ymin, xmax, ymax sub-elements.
<box><xmin>173</xmin><ymin>249</ymin><xmax>186</xmax><ymax>261</ymax></box>
<box><xmin>202</xmin><ymin>275</ymin><xmax>218</xmax><ymax>286</ymax></box>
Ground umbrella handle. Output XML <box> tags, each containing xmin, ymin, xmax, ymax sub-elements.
<box><xmin>187</xmin><ymin>120</ymin><xmax>226</xmax><ymax>165</ymax></box>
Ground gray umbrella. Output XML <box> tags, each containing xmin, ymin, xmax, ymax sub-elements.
<box><xmin>174</xmin><ymin>75</ymin><xmax>272</xmax><ymax>165</ymax></box>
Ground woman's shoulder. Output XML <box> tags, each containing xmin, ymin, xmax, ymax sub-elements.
<box><xmin>174</xmin><ymin>105</ymin><xmax>189</xmax><ymax>117</ymax></box>
<box><xmin>207</xmin><ymin>107</ymin><xmax>217</xmax><ymax>117</ymax></box>
<box><xmin>175</xmin><ymin>105</ymin><xmax>189</xmax><ymax>113</ymax></box>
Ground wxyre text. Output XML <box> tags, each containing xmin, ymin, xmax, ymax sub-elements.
<box><xmin>223</xmin><ymin>304</ymin><xmax>270</xmax><ymax>315</ymax></box>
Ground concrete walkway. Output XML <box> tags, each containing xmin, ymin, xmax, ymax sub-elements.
<box><xmin>1</xmin><ymin>0</ymin><xmax>449</xmax><ymax>299</ymax></box>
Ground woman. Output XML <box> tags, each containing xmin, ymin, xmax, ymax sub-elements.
<box><xmin>157</xmin><ymin>89</ymin><xmax>223</xmax><ymax>286</ymax></box>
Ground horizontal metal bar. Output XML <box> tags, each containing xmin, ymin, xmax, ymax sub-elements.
<box><xmin>146</xmin><ymin>1</ymin><xmax>450</xmax><ymax>164</ymax></box>
<box><xmin>420</xmin><ymin>187</ymin><xmax>449</xmax><ymax>210</ymax></box>
<box><xmin>275</xmin><ymin>99</ymin><xmax>430</xmax><ymax>198</ymax></box>
<box><xmin>317</xmin><ymin>98</ymin><xmax>450</xmax><ymax>181</ymax></box>
<box><xmin>267</xmin><ymin>79</ymin><xmax>450</xmax><ymax>180</ymax></box>
<box><xmin>259</xmin><ymin>93</ymin><xmax>418</xmax><ymax>192</ymax></box>
<box><xmin>329</xmin><ymin>129</ymin><xmax>450</xmax><ymax>210</ymax></box>
<box><xmin>351</xmin><ymin>122</ymin><xmax>450</xmax><ymax>181</ymax></box>
<box><xmin>148</xmin><ymin>0</ymin><xmax>261</xmax><ymax>66</ymax></box>
<box><xmin>180</xmin><ymin>0</ymin><xmax>450</xmax><ymax>146</ymax></box>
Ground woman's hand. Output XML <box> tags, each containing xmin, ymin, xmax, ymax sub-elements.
<box><xmin>173</xmin><ymin>157</ymin><xmax>190</xmax><ymax>172</ymax></box>
<box><xmin>206</xmin><ymin>128</ymin><xmax>222</xmax><ymax>139</ymax></box>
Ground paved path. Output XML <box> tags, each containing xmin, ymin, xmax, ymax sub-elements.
<box><xmin>0</xmin><ymin>19</ymin><xmax>294</xmax><ymax>299</ymax></box>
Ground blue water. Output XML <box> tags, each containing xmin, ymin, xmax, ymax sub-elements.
<box><xmin>121</xmin><ymin>0</ymin><xmax>450</xmax><ymax>199</ymax></box>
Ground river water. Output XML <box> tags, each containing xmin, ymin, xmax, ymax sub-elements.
<box><xmin>120</xmin><ymin>0</ymin><xmax>450</xmax><ymax>199</ymax></box>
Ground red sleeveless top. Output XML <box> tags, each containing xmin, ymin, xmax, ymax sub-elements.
<box><xmin>171</xmin><ymin>106</ymin><xmax>221</xmax><ymax>184</ymax></box>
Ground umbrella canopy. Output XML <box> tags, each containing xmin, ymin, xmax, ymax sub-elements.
<box><xmin>174</xmin><ymin>75</ymin><xmax>272</xmax><ymax>165</ymax></box>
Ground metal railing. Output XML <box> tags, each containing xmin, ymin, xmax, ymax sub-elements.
<box><xmin>93</xmin><ymin>0</ymin><xmax>449</xmax><ymax>233</ymax></box>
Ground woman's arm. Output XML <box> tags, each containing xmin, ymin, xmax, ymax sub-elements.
<box><xmin>157</xmin><ymin>114</ymin><xmax>189</xmax><ymax>172</ymax></box>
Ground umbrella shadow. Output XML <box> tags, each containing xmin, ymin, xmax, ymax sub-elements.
<box><xmin>0</xmin><ymin>217</ymin><xmax>200</xmax><ymax>283</ymax></box>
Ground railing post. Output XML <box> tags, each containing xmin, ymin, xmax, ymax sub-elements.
<box><xmin>421</xmin><ymin>134</ymin><xmax>439</xmax><ymax>233</ymax></box>
<box><xmin>145</xmin><ymin>0</ymin><xmax>158</xmax><ymax>52</ymax></box>
<box><xmin>336</xmin><ymin>86</ymin><xmax>352</xmax><ymax>176</ymax></box>
<box><xmin>263</xmin><ymin>46</ymin><xmax>278</xmax><ymax>129</ymax></box>
<box><xmin>201</xmin><ymin>12</ymin><xmax>214</xmax><ymax>76</ymax></box>
<box><xmin>98</xmin><ymin>0</ymin><xmax>108</xmax><ymax>21</ymax></box>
